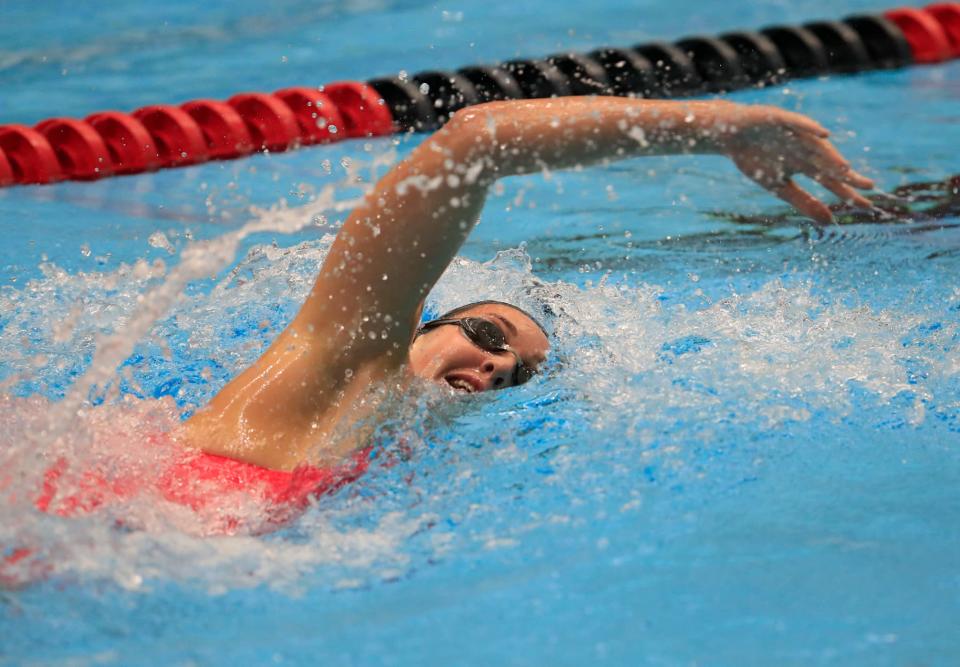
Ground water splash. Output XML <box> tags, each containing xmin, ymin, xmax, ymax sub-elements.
<box><xmin>1</xmin><ymin>162</ymin><xmax>957</xmax><ymax>592</ymax></box>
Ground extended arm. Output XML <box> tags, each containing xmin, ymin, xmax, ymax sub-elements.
<box><xmin>295</xmin><ymin>96</ymin><xmax>872</xmax><ymax>349</ymax></box>
<box><xmin>187</xmin><ymin>97</ymin><xmax>872</xmax><ymax>468</ymax></box>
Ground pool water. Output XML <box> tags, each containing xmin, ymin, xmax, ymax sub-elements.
<box><xmin>2</xmin><ymin>1</ymin><xmax>959</xmax><ymax>665</ymax></box>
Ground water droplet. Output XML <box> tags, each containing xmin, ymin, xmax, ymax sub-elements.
<box><xmin>148</xmin><ymin>231</ymin><xmax>175</xmax><ymax>254</ymax></box>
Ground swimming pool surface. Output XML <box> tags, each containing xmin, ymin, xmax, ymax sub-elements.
<box><xmin>1</xmin><ymin>1</ymin><xmax>959</xmax><ymax>665</ymax></box>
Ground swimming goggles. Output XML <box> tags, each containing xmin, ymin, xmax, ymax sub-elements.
<box><xmin>416</xmin><ymin>317</ymin><xmax>536</xmax><ymax>387</ymax></box>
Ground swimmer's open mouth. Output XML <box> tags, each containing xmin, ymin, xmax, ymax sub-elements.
<box><xmin>445</xmin><ymin>374</ymin><xmax>481</xmax><ymax>393</ymax></box>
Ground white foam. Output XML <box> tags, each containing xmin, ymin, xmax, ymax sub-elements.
<box><xmin>2</xmin><ymin>166</ymin><xmax>956</xmax><ymax>591</ymax></box>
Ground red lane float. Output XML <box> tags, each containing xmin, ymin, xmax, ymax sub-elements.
<box><xmin>86</xmin><ymin>111</ymin><xmax>158</xmax><ymax>174</ymax></box>
<box><xmin>885</xmin><ymin>7</ymin><xmax>953</xmax><ymax>62</ymax></box>
<box><xmin>0</xmin><ymin>148</ymin><xmax>13</xmax><ymax>186</ymax></box>
<box><xmin>0</xmin><ymin>125</ymin><xmax>63</xmax><ymax>184</ymax></box>
<box><xmin>181</xmin><ymin>99</ymin><xmax>254</xmax><ymax>160</ymax></box>
<box><xmin>133</xmin><ymin>105</ymin><xmax>209</xmax><ymax>167</ymax></box>
<box><xmin>274</xmin><ymin>87</ymin><xmax>346</xmax><ymax>145</ymax></box>
<box><xmin>227</xmin><ymin>93</ymin><xmax>301</xmax><ymax>152</ymax></box>
<box><xmin>322</xmin><ymin>82</ymin><xmax>395</xmax><ymax>138</ymax></box>
<box><xmin>35</xmin><ymin>118</ymin><xmax>113</xmax><ymax>180</ymax></box>
<box><xmin>926</xmin><ymin>3</ymin><xmax>960</xmax><ymax>55</ymax></box>
<box><xmin>2</xmin><ymin>3</ymin><xmax>960</xmax><ymax>188</ymax></box>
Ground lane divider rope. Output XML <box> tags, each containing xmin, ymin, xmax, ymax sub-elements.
<box><xmin>1</xmin><ymin>3</ymin><xmax>958</xmax><ymax>188</ymax></box>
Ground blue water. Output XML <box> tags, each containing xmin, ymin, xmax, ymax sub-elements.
<box><xmin>2</xmin><ymin>1</ymin><xmax>959</xmax><ymax>665</ymax></box>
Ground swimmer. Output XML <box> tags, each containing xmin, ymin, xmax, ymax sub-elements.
<box><xmin>182</xmin><ymin>96</ymin><xmax>874</xmax><ymax>471</ymax></box>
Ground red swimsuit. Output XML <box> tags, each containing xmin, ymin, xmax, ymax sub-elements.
<box><xmin>2</xmin><ymin>445</ymin><xmax>370</xmax><ymax>586</ymax></box>
<box><xmin>34</xmin><ymin>447</ymin><xmax>371</xmax><ymax>528</ymax></box>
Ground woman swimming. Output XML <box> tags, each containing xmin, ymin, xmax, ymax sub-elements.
<box><xmin>180</xmin><ymin>96</ymin><xmax>874</xmax><ymax>472</ymax></box>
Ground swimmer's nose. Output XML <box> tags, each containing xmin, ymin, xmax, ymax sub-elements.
<box><xmin>481</xmin><ymin>355</ymin><xmax>514</xmax><ymax>389</ymax></box>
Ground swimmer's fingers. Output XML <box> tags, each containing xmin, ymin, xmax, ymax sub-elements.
<box><xmin>737</xmin><ymin>155</ymin><xmax>833</xmax><ymax>223</ymax></box>
<box><xmin>817</xmin><ymin>176</ymin><xmax>874</xmax><ymax>208</ymax></box>
<box><xmin>793</xmin><ymin>141</ymin><xmax>875</xmax><ymax>206</ymax></box>
<box><xmin>769</xmin><ymin>180</ymin><xmax>834</xmax><ymax>224</ymax></box>
<box><xmin>844</xmin><ymin>168</ymin><xmax>874</xmax><ymax>190</ymax></box>
<box><xmin>797</xmin><ymin>138</ymin><xmax>875</xmax><ymax>189</ymax></box>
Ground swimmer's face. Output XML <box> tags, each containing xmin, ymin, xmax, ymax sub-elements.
<box><xmin>408</xmin><ymin>303</ymin><xmax>549</xmax><ymax>393</ymax></box>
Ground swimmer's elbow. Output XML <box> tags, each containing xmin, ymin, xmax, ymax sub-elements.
<box><xmin>440</xmin><ymin>107</ymin><xmax>494</xmax><ymax>148</ymax></box>
<box><xmin>448</xmin><ymin>100</ymin><xmax>513</xmax><ymax>123</ymax></box>
<box><xmin>428</xmin><ymin>107</ymin><xmax>503</xmax><ymax>183</ymax></box>
<box><xmin>432</xmin><ymin>100</ymin><xmax>563</xmax><ymax>183</ymax></box>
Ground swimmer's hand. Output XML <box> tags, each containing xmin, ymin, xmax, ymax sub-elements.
<box><xmin>717</xmin><ymin>104</ymin><xmax>874</xmax><ymax>224</ymax></box>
